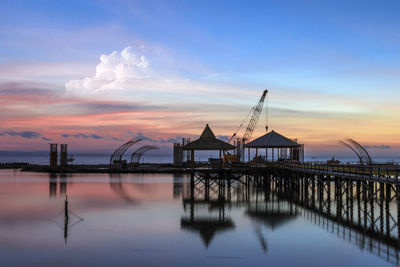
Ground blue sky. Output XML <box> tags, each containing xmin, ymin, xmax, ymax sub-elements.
<box><xmin>0</xmin><ymin>0</ymin><xmax>399</xmax><ymax>159</ymax></box>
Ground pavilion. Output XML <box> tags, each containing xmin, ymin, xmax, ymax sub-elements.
<box><xmin>244</xmin><ymin>130</ymin><xmax>303</xmax><ymax>162</ymax></box>
<box><xmin>182</xmin><ymin>124</ymin><xmax>235</xmax><ymax>167</ymax></box>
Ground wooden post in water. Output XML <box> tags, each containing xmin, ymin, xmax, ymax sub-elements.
<box><xmin>369</xmin><ymin>182</ymin><xmax>375</xmax><ymax>231</ymax></box>
<box><xmin>386</xmin><ymin>184</ymin><xmax>391</xmax><ymax>236</ymax></box>
<box><xmin>190</xmin><ymin>150</ymin><xmax>194</xmax><ymax>169</ymax></box>
<box><xmin>397</xmin><ymin>185</ymin><xmax>400</xmax><ymax>241</ymax></box>
<box><xmin>64</xmin><ymin>195</ymin><xmax>69</xmax><ymax>223</ymax></box>
<box><xmin>380</xmin><ymin>183</ymin><xmax>384</xmax><ymax>235</ymax></box>
<box><xmin>64</xmin><ymin>195</ymin><xmax>69</xmax><ymax>244</ymax></box>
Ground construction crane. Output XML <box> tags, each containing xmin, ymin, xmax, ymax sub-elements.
<box><xmin>228</xmin><ymin>90</ymin><xmax>268</xmax><ymax>144</ymax></box>
<box><xmin>225</xmin><ymin>90</ymin><xmax>268</xmax><ymax>162</ymax></box>
<box><xmin>242</xmin><ymin>89</ymin><xmax>268</xmax><ymax>144</ymax></box>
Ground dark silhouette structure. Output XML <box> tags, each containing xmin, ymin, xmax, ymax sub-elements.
<box><xmin>130</xmin><ymin>145</ymin><xmax>159</xmax><ymax>165</ymax></box>
<box><xmin>183</xmin><ymin>166</ymin><xmax>400</xmax><ymax>264</ymax></box>
<box><xmin>182</xmin><ymin>124</ymin><xmax>235</xmax><ymax>167</ymax></box>
<box><xmin>110</xmin><ymin>137</ymin><xmax>142</xmax><ymax>166</ymax></box>
<box><xmin>340</xmin><ymin>138</ymin><xmax>373</xmax><ymax>164</ymax></box>
<box><xmin>60</xmin><ymin>144</ymin><xmax>68</xmax><ymax>166</ymax></box>
<box><xmin>245</xmin><ymin>130</ymin><xmax>303</xmax><ymax>161</ymax></box>
<box><xmin>49</xmin><ymin>143</ymin><xmax>58</xmax><ymax>166</ymax></box>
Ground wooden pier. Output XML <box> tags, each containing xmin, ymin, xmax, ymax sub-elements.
<box><xmin>186</xmin><ymin>162</ymin><xmax>400</xmax><ymax>264</ymax></box>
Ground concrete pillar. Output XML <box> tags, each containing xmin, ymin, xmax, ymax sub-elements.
<box><xmin>60</xmin><ymin>144</ymin><xmax>68</xmax><ymax>166</ymax></box>
<box><xmin>50</xmin><ymin>144</ymin><xmax>58</xmax><ymax>167</ymax></box>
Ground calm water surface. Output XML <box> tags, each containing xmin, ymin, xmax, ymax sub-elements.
<box><xmin>0</xmin><ymin>169</ymin><xmax>397</xmax><ymax>267</ymax></box>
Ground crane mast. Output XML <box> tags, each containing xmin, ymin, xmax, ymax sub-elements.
<box><xmin>242</xmin><ymin>89</ymin><xmax>268</xmax><ymax>144</ymax></box>
<box><xmin>225</xmin><ymin>90</ymin><xmax>268</xmax><ymax>163</ymax></box>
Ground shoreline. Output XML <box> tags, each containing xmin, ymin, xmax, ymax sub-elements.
<box><xmin>1</xmin><ymin>163</ymin><xmax>192</xmax><ymax>174</ymax></box>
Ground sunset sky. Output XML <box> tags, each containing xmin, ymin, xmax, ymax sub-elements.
<box><xmin>1</xmin><ymin>0</ymin><xmax>399</xmax><ymax>158</ymax></box>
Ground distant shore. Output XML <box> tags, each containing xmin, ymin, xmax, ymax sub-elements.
<box><xmin>1</xmin><ymin>162</ymin><xmax>191</xmax><ymax>174</ymax></box>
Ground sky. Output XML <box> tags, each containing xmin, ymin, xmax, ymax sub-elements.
<box><xmin>0</xmin><ymin>0</ymin><xmax>399</xmax><ymax>159</ymax></box>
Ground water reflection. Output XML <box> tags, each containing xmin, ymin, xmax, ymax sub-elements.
<box><xmin>1</xmin><ymin>170</ymin><xmax>399</xmax><ymax>266</ymax></box>
<box><xmin>49</xmin><ymin>173</ymin><xmax>69</xmax><ymax>198</ymax></box>
<box><xmin>47</xmin><ymin>173</ymin><xmax>83</xmax><ymax>244</ymax></box>
<box><xmin>173</xmin><ymin>173</ymin><xmax>183</xmax><ymax>199</ymax></box>
<box><xmin>109</xmin><ymin>174</ymin><xmax>139</xmax><ymax>204</ymax></box>
<box><xmin>182</xmin><ymin>172</ymin><xmax>400</xmax><ymax>265</ymax></box>
<box><xmin>181</xmin><ymin>179</ymin><xmax>235</xmax><ymax>247</ymax></box>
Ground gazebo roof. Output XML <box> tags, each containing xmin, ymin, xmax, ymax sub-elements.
<box><xmin>180</xmin><ymin>217</ymin><xmax>234</xmax><ymax>247</ymax></box>
<box><xmin>182</xmin><ymin>124</ymin><xmax>235</xmax><ymax>151</ymax></box>
<box><xmin>244</xmin><ymin>130</ymin><xmax>300</xmax><ymax>148</ymax></box>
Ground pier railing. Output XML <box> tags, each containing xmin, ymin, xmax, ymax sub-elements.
<box><xmin>264</xmin><ymin>161</ymin><xmax>400</xmax><ymax>184</ymax></box>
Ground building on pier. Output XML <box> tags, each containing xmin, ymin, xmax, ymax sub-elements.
<box><xmin>244</xmin><ymin>130</ymin><xmax>304</xmax><ymax>162</ymax></box>
<box><xmin>182</xmin><ymin>124</ymin><xmax>235</xmax><ymax>167</ymax></box>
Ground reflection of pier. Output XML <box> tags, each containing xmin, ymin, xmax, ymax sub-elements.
<box><xmin>180</xmin><ymin>172</ymin><xmax>248</xmax><ymax>247</ymax></box>
<box><xmin>256</xmin><ymin>170</ymin><xmax>400</xmax><ymax>265</ymax></box>
<box><xmin>184</xmin><ymin>168</ymin><xmax>400</xmax><ymax>264</ymax></box>
<box><xmin>181</xmin><ymin>172</ymin><xmax>297</xmax><ymax>248</ymax></box>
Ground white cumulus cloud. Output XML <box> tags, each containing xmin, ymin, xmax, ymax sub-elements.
<box><xmin>65</xmin><ymin>46</ymin><xmax>150</xmax><ymax>94</ymax></box>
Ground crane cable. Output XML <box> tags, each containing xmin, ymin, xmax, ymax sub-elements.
<box><xmin>228</xmin><ymin>104</ymin><xmax>255</xmax><ymax>143</ymax></box>
<box><xmin>265</xmin><ymin>92</ymin><xmax>269</xmax><ymax>132</ymax></box>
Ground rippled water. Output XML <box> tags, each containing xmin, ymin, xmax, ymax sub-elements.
<box><xmin>0</xmin><ymin>169</ymin><xmax>398</xmax><ymax>267</ymax></box>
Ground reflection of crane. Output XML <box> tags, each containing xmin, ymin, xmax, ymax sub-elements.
<box><xmin>226</xmin><ymin>90</ymin><xmax>268</xmax><ymax>161</ymax></box>
<box><xmin>254</xmin><ymin>223</ymin><xmax>268</xmax><ymax>252</ymax></box>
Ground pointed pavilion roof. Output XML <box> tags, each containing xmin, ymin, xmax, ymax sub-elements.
<box><xmin>182</xmin><ymin>124</ymin><xmax>235</xmax><ymax>151</ymax></box>
<box><xmin>180</xmin><ymin>217</ymin><xmax>235</xmax><ymax>247</ymax></box>
<box><xmin>244</xmin><ymin>130</ymin><xmax>300</xmax><ymax>148</ymax></box>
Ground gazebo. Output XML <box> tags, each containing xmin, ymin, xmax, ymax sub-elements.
<box><xmin>244</xmin><ymin>130</ymin><xmax>302</xmax><ymax>162</ymax></box>
<box><xmin>182</xmin><ymin>124</ymin><xmax>235</xmax><ymax>167</ymax></box>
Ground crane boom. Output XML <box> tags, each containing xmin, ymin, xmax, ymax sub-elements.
<box><xmin>224</xmin><ymin>89</ymin><xmax>268</xmax><ymax>163</ymax></box>
<box><xmin>242</xmin><ymin>90</ymin><xmax>268</xmax><ymax>144</ymax></box>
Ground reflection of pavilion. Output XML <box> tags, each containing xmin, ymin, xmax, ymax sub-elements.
<box><xmin>180</xmin><ymin>175</ymin><xmax>243</xmax><ymax>248</ymax></box>
<box><xmin>244</xmin><ymin>183</ymin><xmax>299</xmax><ymax>252</ymax></box>
<box><xmin>181</xmin><ymin>174</ymin><xmax>299</xmax><ymax>250</ymax></box>
<box><xmin>181</xmin><ymin>217</ymin><xmax>234</xmax><ymax>248</ymax></box>
<box><xmin>246</xmin><ymin>184</ymin><xmax>298</xmax><ymax>230</ymax></box>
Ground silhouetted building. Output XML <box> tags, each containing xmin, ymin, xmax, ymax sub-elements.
<box><xmin>50</xmin><ymin>143</ymin><xmax>58</xmax><ymax>166</ymax></box>
<box><xmin>60</xmin><ymin>144</ymin><xmax>68</xmax><ymax>166</ymax></box>
<box><xmin>245</xmin><ymin>130</ymin><xmax>304</xmax><ymax>161</ymax></box>
<box><xmin>182</xmin><ymin>124</ymin><xmax>235</xmax><ymax>167</ymax></box>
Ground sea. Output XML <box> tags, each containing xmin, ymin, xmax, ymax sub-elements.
<box><xmin>0</xmin><ymin>169</ymin><xmax>398</xmax><ymax>267</ymax></box>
